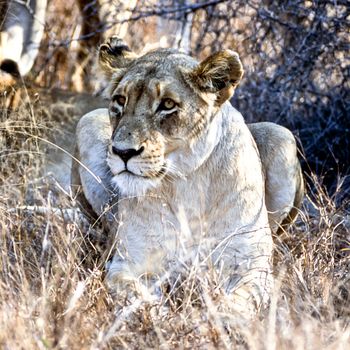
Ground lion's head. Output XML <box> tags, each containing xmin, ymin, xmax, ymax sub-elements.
<box><xmin>99</xmin><ymin>37</ymin><xmax>244</xmax><ymax>196</ymax></box>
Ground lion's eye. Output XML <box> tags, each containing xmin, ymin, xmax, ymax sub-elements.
<box><xmin>113</xmin><ymin>95</ymin><xmax>126</xmax><ymax>106</ymax></box>
<box><xmin>158</xmin><ymin>98</ymin><xmax>176</xmax><ymax>111</ymax></box>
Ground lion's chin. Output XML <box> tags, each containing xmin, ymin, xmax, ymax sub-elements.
<box><xmin>111</xmin><ymin>172</ymin><xmax>162</xmax><ymax>198</ymax></box>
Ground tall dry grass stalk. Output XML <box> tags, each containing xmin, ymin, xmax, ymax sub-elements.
<box><xmin>0</xmin><ymin>85</ymin><xmax>349</xmax><ymax>349</ymax></box>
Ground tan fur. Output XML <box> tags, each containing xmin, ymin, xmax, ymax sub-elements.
<box><xmin>73</xmin><ymin>38</ymin><xmax>303</xmax><ymax>316</ymax></box>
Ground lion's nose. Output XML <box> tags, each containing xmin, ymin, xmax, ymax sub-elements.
<box><xmin>111</xmin><ymin>146</ymin><xmax>144</xmax><ymax>163</ymax></box>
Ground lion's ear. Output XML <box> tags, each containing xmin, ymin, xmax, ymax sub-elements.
<box><xmin>98</xmin><ymin>36</ymin><xmax>138</xmax><ymax>78</ymax></box>
<box><xmin>189</xmin><ymin>50</ymin><xmax>244</xmax><ymax>105</ymax></box>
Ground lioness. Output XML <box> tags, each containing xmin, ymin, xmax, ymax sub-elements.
<box><xmin>72</xmin><ymin>37</ymin><xmax>303</xmax><ymax>315</ymax></box>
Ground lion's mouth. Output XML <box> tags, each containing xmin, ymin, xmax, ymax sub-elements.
<box><xmin>116</xmin><ymin>164</ymin><xmax>167</xmax><ymax>179</ymax></box>
<box><xmin>118</xmin><ymin>169</ymin><xmax>136</xmax><ymax>176</ymax></box>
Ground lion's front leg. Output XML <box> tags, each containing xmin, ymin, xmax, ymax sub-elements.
<box><xmin>105</xmin><ymin>254</ymin><xmax>162</xmax><ymax>303</ymax></box>
<box><xmin>229</xmin><ymin>262</ymin><xmax>274</xmax><ymax>316</ymax></box>
<box><xmin>105</xmin><ymin>200</ymin><xmax>178</xmax><ymax>301</ymax></box>
<box><xmin>105</xmin><ymin>255</ymin><xmax>143</xmax><ymax>299</ymax></box>
<box><xmin>215</xmin><ymin>227</ymin><xmax>274</xmax><ymax>317</ymax></box>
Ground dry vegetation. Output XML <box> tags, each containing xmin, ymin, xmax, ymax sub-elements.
<box><xmin>0</xmin><ymin>0</ymin><xmax>349</xmax><ymax>349</ymax></box>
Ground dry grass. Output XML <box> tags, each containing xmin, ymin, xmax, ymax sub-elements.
<box><xmin>0</xmin><ymin>85</ymin><xmax>349</xmax><ymax>349</ymax></box>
